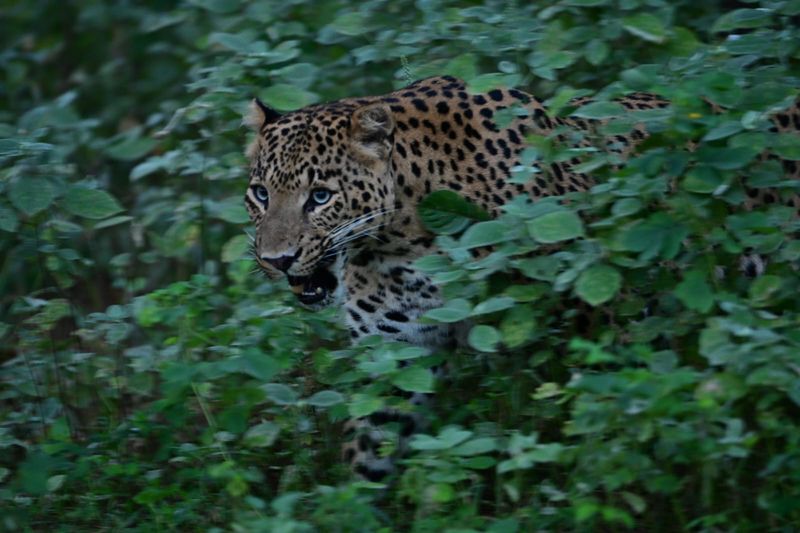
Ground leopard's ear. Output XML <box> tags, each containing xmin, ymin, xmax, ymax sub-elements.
<box><xmin>351</xmin><ymin>104</ymin><xmax>395</xmax><ymax>159</ymax></box>
<box><xmin>245</xmin><ymin>98</ymin><xmax>281</xmax><ymax>131</ymax></box>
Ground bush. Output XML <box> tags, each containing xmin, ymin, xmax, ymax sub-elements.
<box><xmin>1</xmin><ymin>0</ymin><xmax>799</xmax><ymax>530</ymax></box>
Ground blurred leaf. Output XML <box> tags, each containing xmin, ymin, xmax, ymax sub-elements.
<box><xmin>330</xmin><ymin>12</ymin><xmax>369</xmax><ymax>36</ymax></box>
<box><xmin>242</xmin><ymin>422</ymin><xmax>280</xmax><ymax>447</ymax></box>
<box><xmin>773</xmin><ymin>134</ymin><xmax>800</xmax><ymax>160</ymax></box>
<box><xmin>241</xmin><ymin>350</ymin><xmax>280</xmax><ymax>381</ymax></box>
<box><xmin>348</xmin><ymin>393</ymin><xmax>383</xmax><ymax>417</ymax></box>
<box><xmin>305</xmin><ymin>390</ymin><xmax>345</xmax><ymax>407</ymax></box>
<box><xmin>222</xmin><ymin>234</ymin><xmax>251</xmax><ymax>263</ymax></box>
<box><xmin>575</xmin><ymin>264</ymin><xmax>622</xmax><ymax>306</ymax></box>
<box><xmin>9</xmin><ymin>178</ymin><xmax>56</xmax><ymax>216</ymax></box>
<box><xmin>392</xmin><ymin>366</ymin><xmax>434</xmax><ymax>393</ymax></box>
<box><xmin>622</xmin><ymin>13</ymin><xmax>669</xmax><ymax>43</ymax></box>
<box><xmin>419</xmin><ymin>190</ymin><xmax>491</xmax><ymax>235</ymax></box>
<box><xmin>106</xmin><ymin>137</ymin><xmax>157</xmax><ymax>161</ymax></box>
<box><xmin>460</xmin><ymin>220</ymin><xmax>511</xmax><ymax>248</ymax></box>
<box><xmin>527</xmin><ymin>211</ymin><xmax>584</xmax><ymax>243</ymax></box>
<box><xmin>47</xmin><ymin>474</ymin><xmax>66</xmax><ymax>493</ymax></box>
<box><xmin>423</xmin><ymin>298</ymin><xmax>472</xmax><ymax>323</ymax></box>
<box><xmin>468</xmin><ymin>324</ymin><xmax>501</xmax><ymax>353</ymax></box>
<box><xmin>674</xmin><ymin>270</ymin><xmax>714</xmax><ymax>313</ymax></box>
<box><xmin>570</xmin><ymin>101</ymin><xmax>625</xmax><ymax>119</ymax></box>
<box><xmin>61</xmin><ymin>187</ymin><xmax>124</xmax><ymax>219</ymax></box>
<box><xmin>262</xmin><ymin>383</ymin><xmax>298</xmax><ymax>405</ymax></box>
<box><xmin>259</xmin><ymin>84</ymin><xmax>317</xmax><ymax>111</ymax></box>
<box><xmin>712</xmin><ymin>8</ymin><xmax>772</xmax><ymax>32</ymax></box>
<box><xmin>0</xmin><ymin>204</ymin><xmax>19</xmax><ymax>232</ymax></box>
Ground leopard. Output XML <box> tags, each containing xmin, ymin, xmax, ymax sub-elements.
<box><xmin>244</xmin><ymin>75</ymin><xmax>800</xmax><ymax>481</ymax></box>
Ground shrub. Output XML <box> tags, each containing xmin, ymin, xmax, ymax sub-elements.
<box><xmin>1</xmin><ymin>0</ymin><xmax>799</xmax><ymax>530</ymax></box>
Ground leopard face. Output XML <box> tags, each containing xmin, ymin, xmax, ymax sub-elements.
<box><xmin>245</xmin><ymin>100</ymin><xmax>398</xmax><ymax>307</ymax></box>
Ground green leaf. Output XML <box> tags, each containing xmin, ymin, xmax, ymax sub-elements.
<box><xmin>262</xmin><ymin>383</ymin><xmax>298</xmax><ymax>405</ymax></box>
<box><xmin>106</xmin><ymin>137</ymin><xmax>157</xmax><ymax>161</ymax></box>
<box><xmin>696</xmin><ymin>146</ymin><xmax>759</xmax><ymax>170</ymax></box>
<box><xmin>242</xmin><ymin>422</ymin><xmax>280</xmax><ymax>448</ymax></box>
<box><xmin>527</xmin><ymin>210</ymin><xmax>584</xmax><ymax>243</ymax></box>
<box><xmin>305</xmin><ymin>390</ymin><xmax>345</xmax><ymax>407</ymax></box>
<box><xmin>94</xmin><ymin>215</ymin><xmax>133</xmax><ymax>229</ymax></box>
<box><xmin>702</xmin><ymin>121</ymin><xmax>743</xmax><ymax>141</ymax></box>
<box><xmin>423</xmin><ymin>298</ymin><xmax>472</xmax><ymax>323</ymax></box>
<box><xmin>0</xmin><ymin>205</ymin><xmax>19</xmax><ymax>232</ymax></box>
<box><xmin>348</xmin><ymin>393</ymin><xmax>383</xmax><ymax>418</ymax></box>
<box><xmin>468</xmin><ymin>325</ymin><xmax>501</xmax><ymax>353</ymax></box>
<box><xmin>130</xmin><ymin>158</ymin><xmax>166</xmax><ymax>181</ymax></box>
<box><xmin>611</xmin><ymin>198</ymin><xmax>643</xmax><ymax>217</ymax></box>
<box><xmin>471</xmin><ymin>296</ymin><xmax>516</xmax><ymax>316</ymax></box>
<box><xmin>9</xmin><ymin>178</ymin><xmax>56</xmax><ymax>216</ymax></box>
<box><xmin>712</xmin><ymin>8</ymin><xmax>772</xmax><ymax>32</ymax></box>
<box><xmin>575</xmin><ymin>264</ymin><xmax>622</xmax><ymax>306</ymax></box>
<box><xmin>445</xmin><ymin>53</ymin><xmax>478</xmax><ymax>80</ymax></box>
<box><xmin>500</xmin><ymin>305</ymin><xmax>536</xmax><ymax>348</ymax></box>
<box><xmin>411</xmin><ymin>427</ymin><xmax>473</xmax><ymax>450</ymax></box>
<box><xmin>330</xmin><ymin>12</ymin><xmax>369</xmax><ymax>36</ymax></box>
<box><xmin>622</xmin><ymin>13</ymin><xmax>669</xmax><ymax>43</ymax></box>
<box><xmin>259</xmin><ymin>84</ymin><xmax>317</xmax><ymax>111</ymax></box>
<box><xmin>451</xmin><ymin>437</ymin><xmax>497</xmax><ymax>456</ymax></box>
<box><xmin>392</xmin><ymin>366</ymin><xmax>435</xmax><ymax>393</ymax></box>
<box><xmin>773</xmin><ymin>134</ymin><xmax>800</xmax><ymax>161</ymax></box>
<box><xmin>682</xmin><ymin>166</ymin><xmax>724</xmax><ymax>194</ymax></box>
<box><xmin>209</xmin><ymin>196</ymin><xmax>249</xmax><ymax>224</ymax></box>
<box><xmin>749</xmin><ymin>274</ymin><xmax>782</xmax><ymax>304</ymax></box>
<box><xmin>222</xmin><ymin>234</ymin><xmax>250</xmax><ymax>263</ymax></box>
<box><xmin>585</xmin><ymin>39</ymin><xmax>610</xmax><ymax>66</ymax></box>
<box><xmin>418</xmin><ymin>190</ymin><xmax>491</xmax><ymax>235</ymax></box>
<box><xmin>61</xmin><ymin>187</ymin><xmax>124</xmax><ymax>219</ymax></box>
<box><xmin>674</xmin><ymin>270</ymin><xmax>714</xmax><ymax>313</ymax></box>
<box><xmin>459</xmin><ymin>220</ymin><xmax>511</xmax><ymax>248</ymax></box>
<box><xmin>241</xmin><ymin>350</ymin><xmax>280</xmax><ymax>381</ymax></box>
<box><xmin>564</xmin><ymin>0</ymin><xmax>608</xmax><ymax>5</ymax></box>
<box><xmin>47</xmin><ymin>474</ymin><xmax>66</xmax><ymax>493</ymax></box>
<box><xmin>570</xmin><ymin>101</ymin><xmax>625</xmax><ymax>119</ymax></box>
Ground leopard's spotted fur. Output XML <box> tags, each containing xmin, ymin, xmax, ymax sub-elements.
<box><xmin>244</xmin><ymin>75</ymin><xmax>800</xmax><ymax>480</ymax></box>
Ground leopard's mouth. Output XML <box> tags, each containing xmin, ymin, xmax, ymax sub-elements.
<box><xmin>287</xmin><ymin>264</ymin><xmax>338</xmax><ymax>306</ymax></box>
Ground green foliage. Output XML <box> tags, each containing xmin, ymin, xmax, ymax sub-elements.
<box><xmin>2</xmin><ymin>0</ymin><xmax>800</xmax><ymax>531</ymax></box>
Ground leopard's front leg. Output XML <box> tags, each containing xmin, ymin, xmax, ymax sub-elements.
<box><xmin>339</xmin><ymin>257</ymin><xmax>451</xmax><ymax>480</ymax></box>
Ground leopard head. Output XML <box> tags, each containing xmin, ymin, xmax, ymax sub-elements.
<box><xmin>244</xmin><ymin>98</ymin><xmax>397</xmax><ymax>308</ymax></box>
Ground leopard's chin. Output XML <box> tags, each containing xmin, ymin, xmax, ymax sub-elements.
<box><xmin>288</xmin><ymin>265</ymin><xmax>338</xmax><ymax>307</ymax></box>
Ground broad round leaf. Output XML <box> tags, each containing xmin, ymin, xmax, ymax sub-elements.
<box><xmin>622</xmin><ymin>13</ymin><xmax>668</xmax><ymax>43</ymax></box>
<box><xmin>468</xmin><ymin>325</ymin><xmax>501</xmax><ymax>353</ymax></box>
<box><xmin>106</xmin><ymin>137</ymin><xmax>157</xmax><ymax>161</ymax></box>
<box><xmin>242</xmin><ymin>421</ymin><xmax>280</xmax><ymax>448</ymax></box>
<box><xmin>305</xmin><ymin>390</ymin><xmax>345</xmax><ymax>407</ymax></box>
<box><xmin>61</xmin><ymin>187</ymin><xmax>124</xmax><ymax>219</ymax></box>
<box><xmin>9</xmin><ymin>178</ymin><xmax>56</xmax><ymax>217</ymax></box>
<box><xmin>575</xmin><ymin>264</ymin><xmax>622</xmax><ymax>306</ymax></box>
<box><xmin>459</xmin><ymin>220</ymin><xmax>512</xmax><ymax>248</ymax></box>
<box><xmin>527</xmin><ymin>210</ymin><xmax>584</xmax><ymax>243</ymax></box>
<box><xmin>674</xmin><ymin>270</ymin><xmax>714</xmax><ymax>313</ymax></box>
<box><xmin>392</xmin><ymin>366</ymin><xmax>435</xmax><ymax>393</ymax></box>
<box><xmin>418</xmin><ymin>190</ymin><xmax>491</xmax><ymax>235</ymax></box>
<box><xmin>260</xmin><ymin>84</ymin><xmax>317</xmax><ymax>111</ymax></box>
<box><xmin>262</xmin><ymin>383</ymin><xmax>298</xmax><ymax>405</ymax></box>
<box><xmin>423</xmin><ymin>298</ymin><xmax>472</xmax><ymax>323</ymax></box>
<box><xmin>222</xmin><ymin>234</ymin><xmax>250</xmax><ymax>263</ymax></box>
<box><xmin>0</xmin><ymin>205</ymin><xmax>19</xmax><ymax>232</ymax></box>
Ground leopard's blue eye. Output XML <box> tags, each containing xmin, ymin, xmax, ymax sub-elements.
<box><xmin>252</xmin><ymin>185</ymin><xmax>269</xmax><ymax>204</ymax></box>
<box><xmin>310</xmin><ymin>188</ymin><xmax>332</xmax><ymax>205</ymax></box>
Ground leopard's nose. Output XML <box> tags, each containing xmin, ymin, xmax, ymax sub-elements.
<box><xmin>261</xmin><ymin>254</ymin><xmax>296</xmax><ymax>273</ymax></box>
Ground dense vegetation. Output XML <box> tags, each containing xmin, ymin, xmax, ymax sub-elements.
<box><xmin>2</xmin><ymin>0</ymin><xmax>800</xmax><ymax>530</ymax></box>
